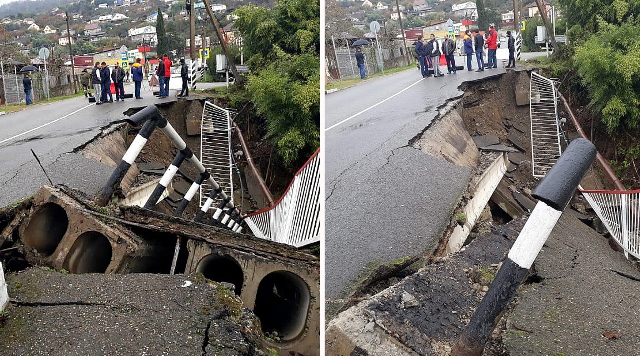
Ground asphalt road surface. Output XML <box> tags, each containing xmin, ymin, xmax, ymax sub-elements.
<box><xmin>0</xmin><ymin>82</ymin><xmax>205</xmax><ymax>207</ymax></box>
<box><xmin>325</xmin><ymin>65</ymin><xmax>506</xmax><ymax>299</ymax></box>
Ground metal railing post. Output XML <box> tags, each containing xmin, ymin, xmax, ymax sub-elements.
<box><xmin>143</xmin><ymin>148</ymin><xmax>192</xmax><ymax>208</ymax></box>
<box><xmin>451</xmin><ymin>138</ymin><xmax>596</xmax><ymax>356</ymax></box>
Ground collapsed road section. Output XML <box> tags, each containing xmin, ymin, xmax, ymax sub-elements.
<box><xmin>0</xmin><ymin>98</ymin><xmax>320</xmax><ymax>355</ymax></box>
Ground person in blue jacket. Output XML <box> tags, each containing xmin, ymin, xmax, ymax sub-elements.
<box><xmin>23</xmin><ymin>73</ymin><xmax>32</xmax><ymax>105</ymax></box>
<box><xmin>463</xmin><ymin>30</ymin><xmax>474</xmax><ymax>71</ymax></box>
<box><xmin>415</xmin><ymin>35</ymin><xmax>430</xmax><ymax>78</ymax></box>
<box><xmin>131</xmin><ymin>58</ymin><xmax>144</xmax><ymax>99</ymax></box>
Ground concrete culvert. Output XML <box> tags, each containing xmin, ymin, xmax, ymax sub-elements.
<box><xmin>22</xmin><ymin>203</ymin><xmax>69</xmax><ymax>256</ymax></box>
<box><xmin>62</xmin><ymin>231</ymin><xmax>113</xmax><ymax>273</ymax></box>
<box><xmin>254</xmin><ymin>271</ymin><xmax>310</xmax><ymax>341</ymax></box>
<box><xmin>196</xmin><ymin>254</ymin><xmax>244</xmax><ymax>295</ymax></box>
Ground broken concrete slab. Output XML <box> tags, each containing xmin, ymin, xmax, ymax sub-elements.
<box><xmin>508</xmin><ymin>152</ymin><xmax>529</xmax><ymax>165</ymax></box>
<box><xmin>515</xmin><ymin>90</ymin><xmax>529</xmax><ymax>106</ymax></box>
<box><xmin>186</xmin><ymin>118</ymin><xmax>201</xmax><ymax>136</ymax></box>
<box><xmin>512</xmin><ymin>122</ymin><xmax>527</xmax><ymax>134</ymax></box>
<box><xmin>506</xmin><ymin>161</ymin><xmax>517</xmax><ymax>173</ymax></box>
<box><xmin>491</xmin><ymin>179</ymin><xmax>525</xmax><ymax>218</ymax></box>
<box><xmin>512</xmin><ymin>191</ymin><xmax>536</xmax><ymax>212</ymax></box>
<box><xmin>472</xmin><ymin>134</ymin><xmax>500</xmax><ymax>148</ymax></box>
<box><xmin>137</xmin><ymin>162</ymin><xmax>166</xmax><ymax>171</ymax></box>
<box><xmin>479</xmin><ymin>144</ymin><xmax>520</xmax><ymax>153</ymax></box>
<box><xmin>507</xmin><ymin>132</ymin><xmax>527</xmax><ymax>152</ymax></box>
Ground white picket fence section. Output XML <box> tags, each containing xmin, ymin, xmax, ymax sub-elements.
<box><xmin>530</xmin><ymin>72</ymin><xmax>562</xmax><ymax>177</ymax></box>
<box><xmin>580</xmin><ymin>189</ymin><xmax>640</xmax><ymax>259</ymax></box>
<box><xmin>200</xmin><ymin>101</ymin><xmax>233</xmax><ymax>209</ymax></box>
<box><xmin>529</xmin><ymin>72</ymin><xmax>640</xmax><ymax>259</ymax></box>
<box><xmin>244</xmin><ymin>149</ymin><xmax>320</xmax><ymax>247</ymax></box>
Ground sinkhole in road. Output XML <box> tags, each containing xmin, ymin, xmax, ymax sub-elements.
<box><xmin>22</xmin><ymin>202</ymin><xmax>69</xmax><ymax>256</ymax></box>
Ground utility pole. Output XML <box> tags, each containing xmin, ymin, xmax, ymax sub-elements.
<box><xmin>201</xmin><ymin>0</ymin><xmax>240</xmax><ymax>84</ymax></box>
<box><xmin>189</xmin><ymin>0</ymin><xmax>195</xmax><ymax>62</ymax></box>
<box><xmin>65</xmin><ymin>12</ymin><xmax>77</xmax><ymax>93</ymax></box>
<box><xmin>394</xmin><ymin>0</ymin><xmax>411</xmax><ymax>66</ymax></box>
<box><xmin>513</xmin><ymin>0</ymin><xmax>518</xmax><ymax>30</ymax></box>
<box><xmin>534</xmin><ymin>0</ymin><xmax>556</xmax><ymax>47</ymax></box>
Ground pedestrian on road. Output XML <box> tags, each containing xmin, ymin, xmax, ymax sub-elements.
<box><xmin>22</xmin><ymin>73</ymin><xmax>32</xmax><ymax>105</ymax></box>
<box><xmin>473</xmin><ymin>30</ymin><xmax>485</xmax><ymax>72</ymax></box>
<box><xmin>506</xmin><ymin>30</ymin><xmax>516</xmax><ymax>68</ymax></box>
<box><xmin>156</xmin><ymin>57</ymin><xmax>165</xmax><ymax>97</ymax></box>
<box><xmin>91</xmin><ymin>61</ymin><xmax>102</xmax><ymax>104</ymax></box>
<box><xmin>485</xmin><ymin>26</ymin><xmax>498</xmax><ymax>69</ymax></box>
<box><xmin>80</xmin><ymin>69</ymin><xmax>91</xmax><ymax>97</ymax></box>
<box><xmin>132</xmin><ymin>58</ymin><xmax>144</xmax><ymax>99</ymax></box>
<box><xmin>125</xmin><ymin>70</ymin><xmax>130</xmax><ymax>83</ymax></box>
<box><xmin>415</xmin><ymin>35</ymin><xmax>430</xmax><ymax>78</ymax></box>
<box><xmin>463</xmin><ymin>31</ymin><xmax>474</xmax><ymax>71</ymax></box>
<box><xmin>100</xmin><ymin>62</ymin><xmax>113</xmax><ymax>103</ymax></box>
<box><xmin>178</xmin><ymin>59</ymin><xmax>189</xmax><ymax>97</ymax></box>
<box><xmin>442</xmin><ymin>35</ymin><xmax>457</xmax><ymax>74</ymax></box>
<box><xmin>162</xmin><ymin>54</ymin><xmax>172</xmax><ymax>97</ymax></box>
<box><xmin>111</xmin><ymin>62</ymin><xmax>126</xmax><ymax>101</ymax></box>
<box><xmin>355</xmin><ymin>47</ymin><xmax>366</xmax><ymax>79</ymax></box>
<box><xmin>428</xmin><ymin>34</ymin><xmax>443</xmax><ymax>77</ymax></box>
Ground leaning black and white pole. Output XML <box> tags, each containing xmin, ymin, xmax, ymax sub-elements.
<box><xmin>143</xmin><ymin>148</ymin><xmax>192</xmax><ymax>209</ymax></box>
<box><xmin>451</xmin><ymin>138</ymin><xmax>596</xmax><ymax>356</ymax></box>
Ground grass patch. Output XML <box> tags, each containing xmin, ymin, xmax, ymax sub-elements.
<box><xmin>326</xmin><ymin>63</ymin><xmax>418</xmax><ymax>91</ymax></box>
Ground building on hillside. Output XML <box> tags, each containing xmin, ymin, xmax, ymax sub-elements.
<box><xmin>146</xmin><ymin>12</ymin><xmax>168</xmax><ymax>22</ymax></box>
<box><xmin>412</xmin><ymin>0</ymin><xmax>427</xmax><ymax>11</ymax></box>
<box><xmin>43</xmin><ymin>25</ymin><xmax>57</xmax><ymax>34</ymax></box>
<box><xmin>128</xmin><ymin>26</ymin><xmax>157</xmax><ymax>46</ymax></box>
<box><xmin>375</xmin><ymin>2</ymin><xmax>388</xmax><ymax>10</ymax></box>
<box><xmin>210</xmin><ymin>3</ymin><xmax>227</xmax><ymax>13</ymax></box>
<box><xmin>98</xmin><ymin>3</ymin><xmax>108</xmax><ymax>8</ymax></box>
<box><xmin>60</xmin><ymin>29</ymin><xmax>76</xmax><ymax>37</ymax></box>
<box><xmin>99</xmin><ymin>15</ymin><xmax>113</xmax><ymax>22</ymax></box>
<box><xmin>390</xmin><ymin>12</ymin><xmax>405</xmax><ymax>20</ymax></box>
<box><xmin>525</xmin><ymin>1</ymin><xmax>552</xmax><ymax>18</ymax></box>
<box><xmin>58</xmin><ymin>36</ymin><xmax>75</xmax><ymax>46</ymax></box>
<box><xmin>84</xmin><ymin>24</ymin><xmax>103</xmax><ymax>36</ymax></box>
<box><xmin>28</xmin><ymin>23</ymin><xmax>40</xmax><ymax>31</ymax></box>
<box><xmin>362</xmin><ymin>0</ymin><xmax>373</xmax><ymax>7</ymax></box>
<box><xmin>93</xmin><ymin>47</ymin><xmax>122</xmax><ymax>66</ymax></box>
<box><xmin>451</xmin><ymin>1</ymin><xmax>477</xmax><ymax>20</ymax></box>
<box><xmin>112</xmin><ymin>13</ymin><xmax>129</xmax><ymax>21</ymax></box>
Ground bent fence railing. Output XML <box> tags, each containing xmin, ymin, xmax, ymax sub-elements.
<box><xmin>580</xmin><ymin>189</ymin><xmax>640</xmax><ymax>259</ymax></box>
<box><xmin>530</xmin><ymin>72</ymin><xmax>562</xmax><ymax>177</ymax></box>
<box><xmin>530</xmin><ymin>72</ymin><xmax>638</xmax><ymax>259</ymax></box>
<box><xmin>200</xmin><ymin>101</ymin><xmax>233</xmax><ymax>210</ymax></box>
<box><xmin>244</xmin><ymin>149</ymin><xmax>320</xmax><ymax>248</ymax></box>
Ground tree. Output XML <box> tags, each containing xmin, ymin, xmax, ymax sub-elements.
<box><xmin>156</xmin><ymin>8</ymin><xmax>168</xmax><ymax>56</ymax></box>
<box><xmin>573</xmin><ymin>17</ymin><xmax>640</xmax><ymax>132</ymax></box>
<box><xmin>556</xmin><ymin>0</ymin><xmax>640</xmax><ymax>34</ymax></box>
<box><xmin>476</xmin><ymin>0</ymin><xmax>489</xmax><ymax>31</ymax></box>
<box><xmin>234</xmin><ymin>0</ymin><xmax>319</xmax><ymax>167</ymax></box>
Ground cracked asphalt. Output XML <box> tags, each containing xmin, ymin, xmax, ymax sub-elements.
<box><xmin>0</xmin><ymin>83</ymin><xmax>178</xmax><ymax>207</ymax></box>
<box><xmin>325</xmin><ymin>67</ymin><xmax>506</xmax><ymax>299</ymax></box>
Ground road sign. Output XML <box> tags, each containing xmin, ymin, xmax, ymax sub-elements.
<box><xmin>38</xmin><ymin>47</ymin><xmax>50</xmax><ymax>60</ymax></box>
<box><xmin>200</xmin><ymin>48</ymin><xmax>210</xmax><ymax>59</ymax></box>
<box><xmin>446</xmin><ymin>18</ymin><xmax>454</xmax><ymax>33</ymax></box>
<box><xmin>121</xmin><ymin>60</ymin><xmax>129</xmax><ymax>69</ymax></box>
<box><xmin>369</xmin><ymin>21</ymin><xmax>380</xmax><ymax>34</ymax></box>
<box><xmin>519</xmin><ymin>20</ymin><xmax>526</xmax><ymax>31</ymax></box>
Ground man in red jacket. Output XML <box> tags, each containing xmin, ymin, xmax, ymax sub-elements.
<box><xmin>486</xmin><ymin>26</ymin><xmax>498</xmax><ymax>69</ymax></box>
<box><xmin>161</xmin><ymin>54</ymin><xmax>172</xmax><ymax>98</ymax></box>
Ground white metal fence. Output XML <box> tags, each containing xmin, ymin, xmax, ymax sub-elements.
<box><xmin>200</xmin><ymin>101</ymin><xmax>233</xmax><ymax>209</ymax></box>
<box><xmin>244</xmin><ymin>149</ymin><xmax>320</xmax><ymax>247</ymax></box>
<box><xmin>580</xmin><ymin>189</ymin><xmax>640</xmax><ymax>259</ymax></box>
<box><xmin>529</xmin><ymin>72</ymin><xmax>640</xmax><ymax>259</ymax></box>
<box><xmin>530</xmin><ymin>72</ymin><xmax>562</xmax><ymax>177</ymax></box>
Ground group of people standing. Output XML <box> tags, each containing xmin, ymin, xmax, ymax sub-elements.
<box><xmin>90</xmin><ymin>61</ymin><xmax>127</xmax><ymax>105</ymax></box>
<box><xmin>415</xmin><ymin>33</ymin><xmax>458</xmax><ymax>78</ymax></box>
<box><xmin>463</xmin><ymin>26</ymin><xmax>516</xmax><ymax>72</ymax></box>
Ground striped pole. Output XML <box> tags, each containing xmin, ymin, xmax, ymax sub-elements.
<box><xmin>95</xmin><ymin>118</ymin><xmax>159</xmax><ymax>206</ymax></box>
<box><xmin>173</xmin><ymin>172</ymin><xmax>210</xmax><ymax>217</ymax></box>
<box><xmin>451</xmin><ymin>138</ymin><xmax>596</xmax><ymax>356</ymax></box>
<box><xmin>96</xmin><ymin>105</ymin><xmax>162</xmax><ymax>206</ymax></box>
<box><xmin>515</xmin><ymin>31</ymin><xmax>522</xmax><ymax>60</ymax></box>
<box><xmin>143</xmin><ymin>148</ymin><xmax>192</xmax><ymax>209</ymax></box>
<box><xmin>195</xmin><ymin>189</ymin><xmax>223</xmax><ymax>223</ymax></box>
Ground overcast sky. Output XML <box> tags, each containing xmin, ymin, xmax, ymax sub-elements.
<box><xmin>0</xmin><ymin>0</ymin><xmax>21</xmax><ymax>8</ymax></box>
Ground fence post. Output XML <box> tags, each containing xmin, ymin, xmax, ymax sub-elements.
<box><xmin>451</xmin><ymin>138</ymin><xmax>596</xmax><ymax>356</ymax></box>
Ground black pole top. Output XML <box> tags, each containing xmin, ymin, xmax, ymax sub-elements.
<box><xmin>125</xmin><ymin>105</ymin><xmax>161</xmax><ymax>126</ymax></box>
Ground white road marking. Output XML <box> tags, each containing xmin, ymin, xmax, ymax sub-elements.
<box><xmin>0</xmin><ymin>103</ymin><xmax>94</xmax><ymax>146</ymax></box>
<box><xmin>325</xmin><ymin>78</ymin><xmax>425</xmax><ymax>132</ymax></box>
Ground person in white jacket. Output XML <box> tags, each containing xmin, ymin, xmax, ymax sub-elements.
<box><xmin>428</xmin><ymin>34</ymin><xmax>443</xmax><ymax>77</ymax></box>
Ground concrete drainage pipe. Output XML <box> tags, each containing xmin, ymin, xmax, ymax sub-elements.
<box><xmin>196</xmin><ymin>254</ymin><xmax>244</xmax><ymax>295</ymax></box>
<box><xmin>22</xmin><ymin>203</ymin><xmax>69</xmax><ymax>256</ymax></box>
<box><xmin>254</xmin><ymin>271</ymin><xmax>310</xmax><ymax>341</ymax></box>
<box><xmin>62</xmin><ymin>231</ymin><xmax>113</xmax><ymax>274</ymax></box>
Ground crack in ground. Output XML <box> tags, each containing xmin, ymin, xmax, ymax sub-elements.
<box><xmin>408</xmin><ymin>94</ymin><xmax>464</xmax><ymax>147</ymax></box>
<box><xmin>611</xmin><ymin>269</ymin><xmax>640</xmax><ymax>282</ymax></box>
<box><xmin>0</xmin><ymin>159</ymin><xmax>32</xmax><ymax>186</ymax></box>
<box><xmin>379</xmin><ymin>145</ymin><xmax>410</xmax><ymax>173</ymax></box>
<box><xmin>9</xmin><ymin>300</ymin><xmax>106</xmax><ymax>307</ymax></box>
<box><xmin>201</xmin><ymin>320</ymin><xmax>212</xmax><ymax>355</ymax></box>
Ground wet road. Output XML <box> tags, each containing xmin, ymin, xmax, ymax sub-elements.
<box><xmin>325</xmin><ymin>64</ymin><xmax>505</xmax><ymax>299</ymax></box>
<box><xmin>0</xmin><ymin>82</ymin><xmax>225</xmax><ymax>207</ymax></box>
